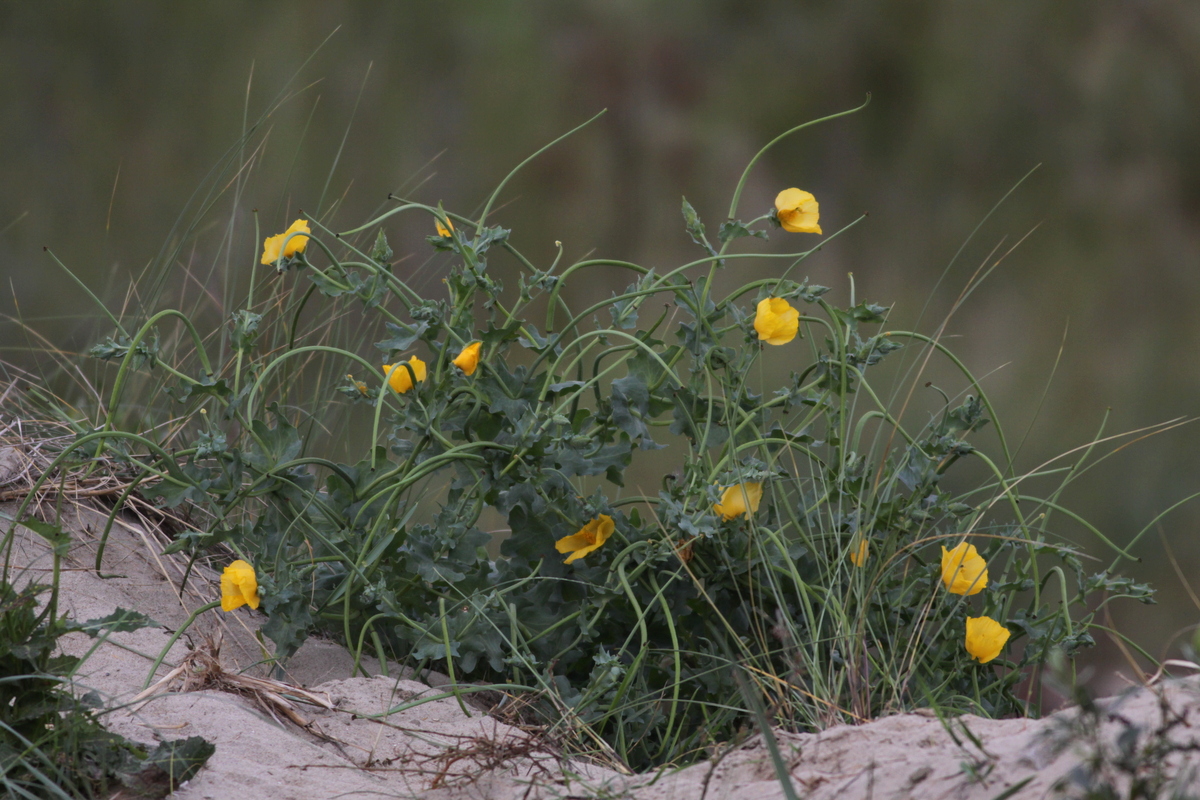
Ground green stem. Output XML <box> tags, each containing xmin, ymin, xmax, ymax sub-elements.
<box><xmin>727</xmin><ymin>96</ymin><xmax>870</xmax><ymax>221</ymax></box>
<box><xmin>142</xmin><ymin>600</ymin><xmax>221</xmax><ymax>689</ymax></box>
<box><xmin>477</xmin><ymin>110</ymin><xmax>606</xmax><ymax>234</ymax></box>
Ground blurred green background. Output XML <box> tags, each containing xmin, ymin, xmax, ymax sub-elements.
<box><xmin>2</xmin><ymin>1</ymin><xmax>1199</xmax><ymax>681</ymax></box>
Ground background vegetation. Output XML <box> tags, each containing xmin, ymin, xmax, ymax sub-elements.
<box><xmin>2</xmin><ymin>0</ymin><xmax>1200</xmax><ymax>680</ymax></box>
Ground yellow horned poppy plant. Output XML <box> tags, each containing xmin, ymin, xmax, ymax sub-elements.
<box><xmin>774</xmin><ymin>188</ymin><xmax>822</xmax><ymax>234</ymax></box>
<box><xmin>754</xmin><ymin>297</ymin><xmax>800</xmax><ymax>345</ymax></box>
<box><xmin>965</xmin><ymin>616</ymin><xmax>1011</xmax><ymax>663</ymax></box>
<box><xmin>382</xmin><ymin>356</ymin><xmax>427</xmax><ymax>394</ymax></box>
<box><xmin>941</xmin><ymin>542</ymin><xmax>989</xmax><ymax>596</ymax></box>
<box><xmin>453</xmin><ymin>341</ymin><xmax>482</xmax><ymax>376</ymax></box>
<box><xmin>713</xmin><ymin>482</ymin><xmax>763</xmax><ymax>521</ymax></box>
<box><xmin>555</xmin><ymin>515</ymin><xmax>614</xmax><ymax>563</ymax></box>
<box><xmin>220</xmin><ymin>560</ymin><xmax>260</xmax><ymax>612</ymax></box>
<box><xmin>436</xmin><ymin>216</ymin><xmax>454</xmax><ymax>237</ymax></box>
<box><xmin>261</xmin><ymin>219</ymin><xmax>311</xmax><ymax>265</ymax></box>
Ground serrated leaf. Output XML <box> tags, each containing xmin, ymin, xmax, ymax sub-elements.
<box><xmin>681</xmin><ymin>196</ymin><xmax>716</xmax><ymax>256</ymax></box>
<box><xmin>21</xmin><ymin>519</ymin><xmax>70</xmax><ymax>557</ymax></box>
<box><xmin>371</xmin><ymin>229</ymin><xmax>393</xmax><ymax>264</ymax></box>
<box><xmin>245</xmin><ymin>407</ymin><xmax>302</xmax><ymax>474</ymax></box>
<box><xmin>260</xmin><ymin>582</ymin><xmax>313</xmax><ymax>663</ymax></box>
<box><xmin>611</xmin><ymin>374</ymin><xmax>664</xmax><ymax>450</ymax></box>
<box><xmin>718</xmin><ymin>219</ymin><xmax>769</xmax><ymax>245</ymax></box>
<box><xmin>307</xmin><ymin>268</ymin><xmax>351</xmax><ymax>298</ymax></box>
<box><xmin>375</xmin><ymin>320</ymin><xmax>430</xmax><ymax>353</ymax></box>
<box><xmin>122</xmin><ymin>736</ymin><xmax>215</xmax><ymax>797</ymax></box>
<box><xmin>896</xmin><ymin>444</ymin><xmax>937</xmax><ymax>491</ymax></box>
<box><xmin>74</xmin><ymin>608</ymin><xmax>160</xmax><ymax>636</ymax></box>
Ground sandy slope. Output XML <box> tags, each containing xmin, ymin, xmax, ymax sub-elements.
<box><xmin>5</xmin><ymin>501</ymin><xmax>1199</xmax><ymax>799</ymax></box>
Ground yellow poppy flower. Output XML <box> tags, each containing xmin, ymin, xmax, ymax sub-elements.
<box><xmin>220</xmin><ymin>560</ymin><xmax>260</xmax><ymax>612</ymax></box>
<box><xmin>452</xmin><ymin>341</ymin><xmax>482</xmax><ymax>376</ymax></box>
<box><xmin>849</xmin><ymin>538</ymin><xmax>869</xmax><ymax>567</ymax></box>
<box><xmin>260</xmin><ymin>219</ymin><xmax>311</xmax><ymax>265</ymax></box>
<box><xmin>940</xmin><ymin>542</ymin><xmax>989</xmax><ymax>596</ymax></box>
<box><xmin>774</xmin><ymin>188</ymin><xmax>822</xmax><ymax>234</ymax></box>
<box><xmin>381</xmin><ymin>356</ymin><xmax>427</xmax><ymax>394</ymax></box>
<box><xmin>435</xmin><ymin>216</ymin><xmax>454</xmax><ymax>238</ymax></box>
<box><xmin>713</xmin><ymin>482</ymin><xmax>763</xmax><ymax>521</ymax></box>
<box><xmin>965</xmin><ymin>616</ymin><xmax>1011</xmax><ymax>663</ymax></box>
<box><xmin>754</xmin><ymin>297</ymin><xmax>800</xmax><ymax>345</ymax></box>
<box><xmin>555</xmin><ymin>515</ymin><xmax>615</xmax><ymax>564</ymax></box>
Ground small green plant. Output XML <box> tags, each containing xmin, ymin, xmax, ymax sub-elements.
<box><xmin>0</xmin><ymin>564</ymin><xmax>211</xmax><ymax>798</ymax></box>
<box><xmin>22</xmin><ymin>101</ymin><xmax>1162</xmax><ymax>769</ymax></box>
<box><xmin>1047</xmin><ymin>677</ymin><xmax>1200</xmax><ymax>799</ymax></box>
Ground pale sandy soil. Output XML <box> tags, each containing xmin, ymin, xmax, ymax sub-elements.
<box><xmin>5</xmin><ymin>497</ymin><xmax>1199</xmax><ymax>799</ymax></box>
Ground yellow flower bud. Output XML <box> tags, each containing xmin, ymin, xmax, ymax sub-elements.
<box><xmin>713</xmin><ymin>482</ymin><xmax>763</xmax><ymax>521</ymax></box>
<box><xmin>452</xmin><ymin>341</ymin><xmax>482</xmax><ymax>376</ymax></box>
<box><xmin>220</xmin><ymin>560</ymin><xmax>260</xmax><ymax>612</ymax></box>
<box><xmin>849</xmin><ymin>538</ymin><xmax>869</xmax><ymax>567</ymax></box>
<box><xmin>754</xmin><ymin>297</ymin><xmax>800</xmax><ymax>345</ymax></box>
<box><xmin>774</xmin><ymin>188</ymin><xmax>822</xmax><ymax>234</ymax></box>
<box><xmin>965</xmin><ymin>616</ymin><xmax>1011</xmax><ymax>663</ymax></box>
<box><xmin>381</xmin><ymin>356</ymin><xmax>427</xmax><ymax>394</ymax></box>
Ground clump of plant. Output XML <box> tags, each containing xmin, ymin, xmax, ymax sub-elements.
<box><xmin>43</xmin><ymin>102</ymin><xmax>1159</xmax><ymax>769</ymax></box>
<box><xmin>1045</xmin><ymin>664</ymin><xmax>1200</xmax><ymax>800</ymax></box>
<box><xmin>0</xmin><ymin>552</ymin><xmax>212</xmax><ymax>798</ymax></box>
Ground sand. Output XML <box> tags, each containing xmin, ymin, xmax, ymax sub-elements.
<box><xmin>4</xmin><ymin>499</ymin><xmax>1198</xmax><ymax>799</ymax></box>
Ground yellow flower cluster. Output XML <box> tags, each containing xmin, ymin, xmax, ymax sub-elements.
<box><xmin>377</xmin><ymin>343</ymin><xmax>480</xmax><ymax>395</ymax></box>
<box><xmin>939</xmin><ymin>540</ymin><xmax>1011</xmax><ymax>663</ymax></box>
<box><xmin>554</xmin><ymin>482</ymin><xmax>764</xmax><ymax>565</ymax></box>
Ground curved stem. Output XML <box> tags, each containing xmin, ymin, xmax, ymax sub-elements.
<box><xmin>142</xmin><ymin>600</ymin><xmax>221</xmax><ymax>690</ymax></box>
<box><xmin>477</xmin><ymin>110</ymin><xmax>606</xmax><ymax>235</ymax></box>
<box><xmin>727</xmin><ymin>96</ymin><xmax>870</xmax><ymax>221</ymax></box>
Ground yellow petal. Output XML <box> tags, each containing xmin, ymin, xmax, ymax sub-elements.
<box><xmin>941</xmin><ymin>543</ymin><xmax>989</xmax><ymax>596</ymax></box>
<box><xmin>554</xmin><ymin>532</ymin><xmax>595</xmax><ymax>554</ymax></box>
<box><xmin>754</xmin><ymin>297</ymin><xmax>800</xmax><ymax>345</ymax></box>
<box><xmin>965</xmin><ymin>616</ymin><xmax>1011</xmax><ymax>663</ymax></box>
<box><xmin>280</xmin><ymin>219</ymin><xmax>311</xmax><ymax>258</ymax></box>
<box><xmin>774</xmin><ymin>188</ymin><xmax>808</xmax><ymax>212</ymax></box>
<box><xmin>779</xmin><ymin>209</ymin><xmax>822</xmax><ymax>234</ymax></box>
<box><xmin>452</xmin><ymin>342</ymin><xmax>482</xmax><ymax>376</ymax></box>
<box><xmin>261</xmin><ymin>219</ymin><xmax>311</xmax><ymax>264</ymax></box>
<box><xmin>382</xmin><ymin>356</ymin><xmax>428</xmax><ymax>394</ymax></box>
<box><xmin>849</xmin><ymin>539</ymin><xmax>869</xmax><ymax>567</ymax></box>
<box><xmin>260</xmin><ymin>233</ymin><xmax>285</xmax><ymax>266</ymax></box>
<box><xmin>436</xmin><ymin>217</ymin><xmax>454</xmax><ymax>237</ymax></box>
<box><xmin>713</xmin><ymin>482</ymin><xmax>763</xmax><ymax>521</ymax></box>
